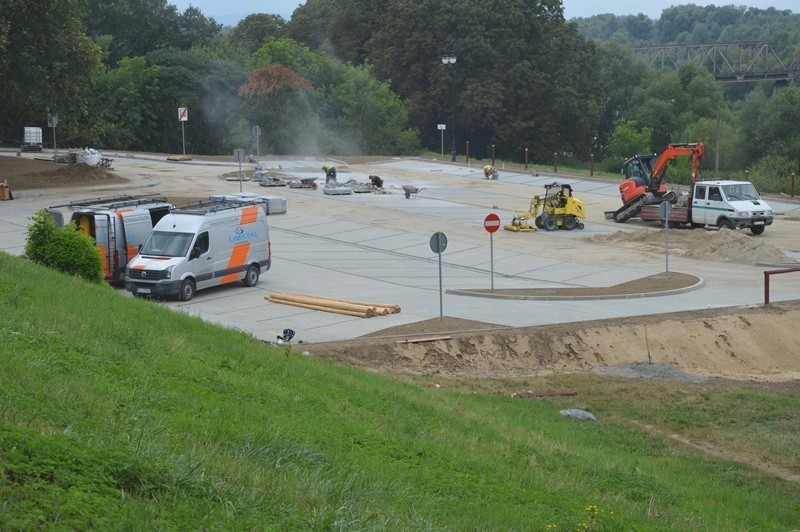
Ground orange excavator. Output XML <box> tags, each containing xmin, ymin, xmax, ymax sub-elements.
<box><xmin>611</xmin><ymin>142</ymin><xmax>704</xmax><ymax>223</ymax></box>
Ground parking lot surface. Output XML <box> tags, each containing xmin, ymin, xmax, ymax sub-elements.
<box><xmin>3</xmin><ymin>151</ymin><xmax>800</xmax><ymax>343</ymax></box>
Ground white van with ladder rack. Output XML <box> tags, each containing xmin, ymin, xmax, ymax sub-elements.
<box><xmin>124</xmin><ymin>200</ymin><xmax>271</xmax><ymax>300</ymax></box>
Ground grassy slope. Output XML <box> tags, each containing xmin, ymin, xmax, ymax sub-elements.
<box><xmin>1</xmin><ymin>252</ymin><xmax>798</xmax><ymax>530</ymax></box>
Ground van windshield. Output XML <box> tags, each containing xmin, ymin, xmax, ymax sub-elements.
<box><xmin>722</xmin><ymin>183</ymin><xmax>760</xmax><ymax>201</ymax></box>
<box><xmin>140</xmin><ymin>231</ymin><xmax>194</xmax><ymax>257</ymax></box>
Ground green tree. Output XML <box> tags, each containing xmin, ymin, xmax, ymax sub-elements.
<box><xmin>230</xmin><ymin>14</ymin><xmax>286</xmax><ymax>54</ymax></box>
<box><xmin>82</xmin><ymin>57</ymin><xmax>161</xmax><ymax>149</ymax></box>
<box><xmin>0</xmin><ymin>0</ymin><xmax>101</xmax><ymax>140</ymax></box>
<box><xmin>752</xmin><ymin>86</ymin><xmax>800</xmax><ymax>162</ymax></box>
<box><xmin>605</xmin><ymin>119</ymin><xmax>652</xmax><ymax>164</ymax></box>
<box><xmin>83</xmin><ymin>0</ymin><xmax>220</xmax><ymax>67</ymax></box>
<box><xmin>238</xmin><ymin>63</ymin><xmax>316</xmax><ymax>154</ymax></box>
<box><xmin>594</xmin><ymin>43</ymin><xmax>649</xmax><ymax>159</ymax></box>
<box><xmin>288</xmin><ymin>0</ymin><xmax>603</xmax><ymax>161</ymax></box>
<box><xmin>677</xmin><ymin>114</ymin><xmax>746</xmax><ymax>176</ymax></box>
<box><xmin>246</xmin><ymin>39</ymin><xmax>418</xmax><ymax>155</ymax></box>
<box><xmin>626</xmin><ymin>63</ymin><xmax>721</xmax><ymax>150</ymax></box>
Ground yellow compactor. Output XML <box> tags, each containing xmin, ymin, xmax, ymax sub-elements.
<box><xmin>504</xmin><ymin>182</ymin><xmax>586</xmax><ymax>232</ymax></box>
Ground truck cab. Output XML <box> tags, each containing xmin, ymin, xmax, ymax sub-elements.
<box><xmin>692</xmin><ymin>180</ymin><xmax>773</xmax><ymax>235</ymax></box>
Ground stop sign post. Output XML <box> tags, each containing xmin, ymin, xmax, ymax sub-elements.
<box><xmin>484</xmin><ymin>213</ymin><xmax>501</xmax><ymax>289</ymax></box>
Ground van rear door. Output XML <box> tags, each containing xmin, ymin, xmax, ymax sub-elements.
<box><xmin>74</xmin><ymin>212</ymin><xmax>114</xmax><ymax>279</ymax></box>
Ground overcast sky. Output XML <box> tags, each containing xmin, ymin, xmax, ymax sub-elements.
<box><xmin>170</xmin><ymin>1</ymin><xmax>797</xmax><ymax>26</ymax></box>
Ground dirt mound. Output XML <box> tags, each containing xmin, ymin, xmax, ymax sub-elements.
<box><xmin>304</xmin><ymin>302</ymin><xmax>800</xmax><ymax>382</ymax></box>
<box><xmin>1</xmin><ymin>157</ymin><xmax>127</xmax><ymax>189</ymax></box>
<box><xmin>589</xmin><ymin>228</ymin><xmax>793</xmax><ymax>265</ymax></box>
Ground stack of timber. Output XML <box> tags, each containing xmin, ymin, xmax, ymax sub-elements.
<box><xmin>267</xmin><ymin>293</ymin><xmax>401</xmax><ymax>318</ymax></box>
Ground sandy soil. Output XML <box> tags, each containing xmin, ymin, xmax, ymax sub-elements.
<box><xmin>4</xmin><ymin>155</ymin><xmax>800</xmax><ymax>389</ymax></box>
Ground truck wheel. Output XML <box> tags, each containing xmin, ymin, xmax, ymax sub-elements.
<box><xmin>543</xmin><ymin>217</ymin><xmax>557</xmax><ymax>231</ymax></box>
<box><xmin>179</xmin><ymin>279</ymin><xmax>195</xmax><ymax>301</ymax></box>
<box><xmin>563</xmin><ymin>216</ymin><xmax>577</xmax><ymax>230</ymax></box>
<box><xmin>750</xmin><ymin>225</ymin><xmax>765</xmax><ymax>235</ymax></box>
<box><xmin>718</xmin><ymin>219</ymin><xmax>733</xmax><ymax>230</ymax></box>
<box><xmin>243</xmin><ymin>264</ymin><xmax>260</xmax><ymax>286</ymax></box>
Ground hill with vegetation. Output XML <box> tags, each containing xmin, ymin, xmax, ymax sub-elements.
<box><xmin>2</xmin><ymin>252</ymin><xmax>800</xmax><ymax>528</ymax></box>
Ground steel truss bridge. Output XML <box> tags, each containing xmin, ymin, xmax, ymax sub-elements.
<box><xmin>634</xmin><ymin>42</ymin><xmax>800</xmax><ymax>84</ymax></box>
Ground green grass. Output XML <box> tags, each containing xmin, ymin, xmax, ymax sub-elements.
<box><xmin>1</xmin><ymin>252</ymin><xmax>799</xmax><ymax>530</ymax></box>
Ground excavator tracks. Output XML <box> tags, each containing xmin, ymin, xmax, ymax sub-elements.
<box><xmin>611</xmin><ymin>191</ymin><xmax>676</xmax><ymax>223</ymax></box>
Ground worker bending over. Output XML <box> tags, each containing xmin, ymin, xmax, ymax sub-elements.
<box><xmin>369</xmin><ymin>175</ymin><xmax>383</xmax><ymax>189</ymax></box>
<box><xmin>483</xmin><ymin>165</ymin><xmax>495</xmax><ymax>179</ymax></box>
<box><xmin>322</xmin><ymin>164</ymin><xmax>337</xmax><ymax>185</ymax></box>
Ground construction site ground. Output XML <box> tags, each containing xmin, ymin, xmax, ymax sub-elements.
<box><xmin>2</xmin><ymin>151</ymin><xmax>800</xmax><ymax>389</ymax></box>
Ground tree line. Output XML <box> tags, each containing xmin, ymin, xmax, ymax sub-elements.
<box><xmin>2</xmin><ymin>0</ymin><xmax>800</xmax><ymax>187</ymax></box>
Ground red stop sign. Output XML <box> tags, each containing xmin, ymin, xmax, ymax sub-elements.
<box><xmin>484</xmin><ymin>213</ymin><xmax>501</xmax><ymax>233</ymax></box>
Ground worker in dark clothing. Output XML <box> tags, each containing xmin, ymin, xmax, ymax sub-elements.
<box><xmin>322</xmin><ymin>164</ymin><xmax>337</xmax><ymax>185</ymax></box>
<box><xmin>369</xmin><ymin>175</ymin><xmax>383</xmax><ymax>189</ymax></box>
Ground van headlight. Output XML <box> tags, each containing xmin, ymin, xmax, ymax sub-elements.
<box><xmin>736</xmin><ymin>211</ymin><xmax>750</xmax><ymax>218</ymax></box>
<box><xmin>165</xmin><ymin>266</ymin><xmax>174</xmax><ymax>279</ymax></box>
<box><xmin>766</xmin><ymin>209</ymin><xmax>773</xmax><ymax>216</ymax></box>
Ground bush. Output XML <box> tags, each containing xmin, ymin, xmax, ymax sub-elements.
<box><xmin>24</xmin><ymin>210</ymin><xmax>57</xmax><ymax>264</ymax></box>
<box><xmin>745</xmin><ymin>154</ymin><xmax>797</xmax><ymax>195</ymax></box>
<box><xmin>25</xmin><ymin>210</ymin><xmax>104</xmax><ymax>283</ymax></box>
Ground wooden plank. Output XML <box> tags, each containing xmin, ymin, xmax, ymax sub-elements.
<box><xmin>396</xmin><ymin>335</ymin><xmax>452</xmax><ymax>344</ymax></box>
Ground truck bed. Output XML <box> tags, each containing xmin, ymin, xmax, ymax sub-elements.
<box><xmin>640</xmin><ymin>204</ymin><xmax>690</xmax><ymax>224</ymax></box>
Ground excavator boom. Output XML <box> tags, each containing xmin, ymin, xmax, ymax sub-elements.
<box><xmin>650</xmin><ymin>142</ymin><xmax>704</xmax><ymax>186</ymax></box>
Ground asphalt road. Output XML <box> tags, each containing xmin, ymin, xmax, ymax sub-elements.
<box><xmin>3</xmin><ymin>150</ymin><xmax>800</xmax><ymax>343</ymax></box>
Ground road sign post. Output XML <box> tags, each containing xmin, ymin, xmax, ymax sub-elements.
<box><xmin>234</xmin><ymin>148</ymin><xmax>245</xmax><ymax>192</ymax></box>
<box><xmin>252</xmin><ymin>125</ymin><xmax>261</xmax><ymax>157</ymax></box>
<box><xmin>484</xmin><ymin>213</ymin><xmax>501</xmax><ymax>289</ymax></box>
<box><xmin>437</xmin><ymin>124</ymin><xmax>446</xmax><ymax>156</ymax></box>
<box><xmin>47</xmin><ymin>111</ymin><xmax>58</xmax><ymax>161</ymax></box>
<box><xmin>430</xmin><ymin>231</ymin><xmax>448</xmax><ymax>318</ymax></box>
<box><xmin>659</xmin><ymin>201</ymin><xmax>672</xmax><ymax>272</ymax></box>
<box><xmin>178</xmin><ymin>107</ymin><xmax>188</xmax><ymax>155</ymax></box>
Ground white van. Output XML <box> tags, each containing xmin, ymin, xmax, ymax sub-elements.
<box><xmin>47</xmin><ymin>195</ymin><xmax>172</xmax><ymax>283</ymax></box>
<box><xmin>124</xmin><ymin>200</ymin><xmax>271</xmax><ymax>300</ymax></box>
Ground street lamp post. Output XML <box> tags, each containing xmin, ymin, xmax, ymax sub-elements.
<box><xmin>441</xmin><ymin>51</ymin><xmax>457</xmax><ymax>162</ymax></box>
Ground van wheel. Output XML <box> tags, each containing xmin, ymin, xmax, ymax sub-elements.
<box><xmin>243</xmin><ymin>264</ymin><xmax>260</xmax><ymax>287</ymax></box>
<box><xmin>750</xmin><ymin>225</ymin><xmax>765</xmax><ymax>235</ymax></box>
<box><xmin>718</xmin><ymin>218</ymin><xmax>733</xmax><ymax>230</ymax></box>
<box><xmin>179</xmin><ymin>279</ymin><xmax>195</xmax><ymax>301</ymax></box>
